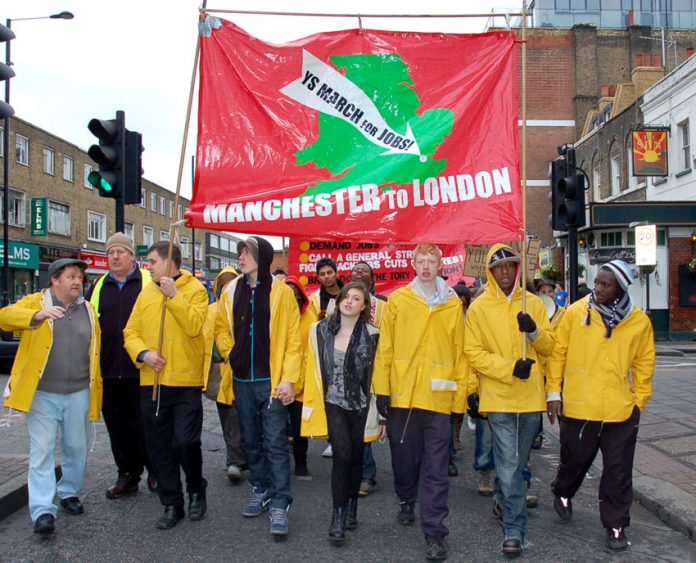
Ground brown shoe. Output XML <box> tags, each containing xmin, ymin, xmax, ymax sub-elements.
<box><xmin>106</xmin><ymin>473</ymin><xmax>139</xmax><ymax>499</ymax></box>
<box><xmin>478</xmin><ymin>470</ymin><xmax>494</xmax><ymax>496</ymax></box>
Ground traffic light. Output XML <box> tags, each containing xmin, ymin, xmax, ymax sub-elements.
<box><xmin>0</xmin><ymin>24</ymin><xmax>16</xmax><ymax>119</ymax></box>
<box><xmin>559</xmin><ymin>173</ymin><xmax>586</xmax><ymax>228</ymax></box>
<box><xmin>87</xmin><ymin>111</ymin><xmax>125</xmax><ymax>198</ymax></box>
<box><xmin>124</xmin><ymin>131</ymin><xmax>143</xmax><ymax>204</ymax></box>
<box><xmin>549</xmin><ymin>158</ymin><xmax>567</xmax><ymax>231</ymax></box>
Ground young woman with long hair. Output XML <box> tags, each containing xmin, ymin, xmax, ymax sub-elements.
<box><xmin>301</xmin><ymin>281</ymin><xmax>381</xmax><ymax>546</ymax></box>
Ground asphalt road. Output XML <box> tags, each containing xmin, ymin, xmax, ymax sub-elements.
<box><xmin>0</xmin><ymin>367</ymin><xmax>695</xmax><ymax>562</ymax></box>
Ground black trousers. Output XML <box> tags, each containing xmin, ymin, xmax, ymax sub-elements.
<box><xmin>325</xmin><ymin>402</ymin><xmax>366</xmax><ymax>508</ymax></box>
<box><xmin>287</xmin><ymin>400</ymin><xmax>309</xmax><ymax>466</ymax></box>
<box><xmin>552</xmin><ymin>406</ymin><xmax>640</xmax><ymax>529</ymax></box>
<box><xmin>102</xmin><ymin>378</ymin><xmax>152</xmax><ymax>478</ymax></box>
<box><xmin>141</xmin><ymin>385</ymin><xmax>204</xmax><ymax>507</ymax></box>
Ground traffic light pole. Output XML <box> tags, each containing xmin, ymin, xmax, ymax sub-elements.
<box><xmin>568</xmin><ymin>227</ymin><xmax>579</xmax><ymax>303</ymax></box>
<box><xmin>2</xmin><ymin>20</ymin><xmax>12</xmax><ymax>307</ymax></box>
<box><xmin>115</xmin><ymin>197</ymin><xmax>124</xmax><ymax>233</ymax></box>
<box><xmin>565</xmin><ymin>147</ymin><xmax>579</xmax><ymax>303</ymax></box>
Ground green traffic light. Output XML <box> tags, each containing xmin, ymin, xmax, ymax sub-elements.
<box><xmin>88</xmin><ymin>170</ymin><xmax>113</xmax><ymax>192</ymax></box>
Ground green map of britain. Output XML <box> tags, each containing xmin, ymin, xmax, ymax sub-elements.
<box><xmin>294</xmin><ymin>54</ymin><xmax>454</xmax><ymax>197</ymax></box>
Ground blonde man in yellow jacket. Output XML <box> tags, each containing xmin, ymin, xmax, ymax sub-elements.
<box><xmin>0</xmin><ymin>258</ymin><xmax>102</xmax><ymax>535</ymax></box>
<box><xmin>202</xmin><ymin>266</ymin><xmax>246</xmax><ymax>483</ymax></box>
<box><xmin>372</xmin><ymin>244</ymin><xmax>467</xmax><ymax>562</ymax></box>
<box><xmin>464</xmin><ymin>244</ymin><xmax>554</xmax><ymax>558</ymax></box>
<box><xmin>214</xmin><ymin>236</ymin><xmax>301</xmax><ymax>539</ymax></box>
<box><xmin>123</xmin><ymin>242</ymin><xmax>208</xmax><ymax>530</ymax></box>
<box><xmin>547</xmin><ymin>260</ymin><xmax>655</xmax><ymax>552</ymax></box>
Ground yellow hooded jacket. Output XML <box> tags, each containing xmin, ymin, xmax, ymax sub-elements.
<box><xmin>0</xmin><ymin>290</ymin><xmax>103</xmax><ymax>420</ymax></box>
<box><xmin>202</xmin><ymin>266</ymin><xmax>238</xmax><ymax>404</ymax></box>
<box><xmin>372</xmin><ymin>277</ymin><xmax>467</xmax><ymax>415</ymax></box>
<box><xmin>123</xmin><ymin>270</ymin><xmax>208</xmax><ymax>387</ymax></box>
<box><xmin>464</xmin><ymin>243</ymin><xmax>555</xmax><ymax>414</ymax></box>
<box><xmin>547</xmin><ymin>295</ymin><xmax>655</xmax><ymax>422</ymax></box>
<box><xmin>214</xmin><ymin>276</ymin><xmax>302</xmax><ymax>396</ymax></box>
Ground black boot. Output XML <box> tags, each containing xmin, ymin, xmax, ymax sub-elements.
<box><xmin>345</xmin><ymin>498</ymin><xmax>358</xmax><ymax>531</ymax></box>
<box><xmin>188</xmin><ymin>479</ymin><xmax>207</xmax><ymax>521</ymax></box>
<box><xmin>328</xmin><ymin>507</ymin><xmax>346</xmax><ymax>546</ymax></box>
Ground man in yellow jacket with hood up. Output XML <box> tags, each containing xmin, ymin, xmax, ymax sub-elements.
<box><xmin>547</xmin><ymin>259</ymin><xmax>655</xmax><ymax>552</ymax></box>
<box><xmin>123</xmin><ymin>242</ymin><xmax>209</xmax><ymax>530</ymax></box>
<box><xmin>464</xmin><ymin>244</ymin><xmax>554</xmax><ymax>559</ymax></box>
<box><xmin>215</xmin><ymin>236</ymin><xmax>301</xmax><ymax>540</ymax></box>
<box><xmin>372</xmin><ymin>243</ymin><xmax>467</xmax><ymax>562</ymax></box>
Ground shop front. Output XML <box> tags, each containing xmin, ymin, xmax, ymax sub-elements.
<box><xmin>0</xmin><ymin>241</ymin><xmax>40</xmax><ymax>303</ymax></box>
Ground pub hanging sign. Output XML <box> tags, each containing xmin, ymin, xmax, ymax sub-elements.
<box><xmin>632</xmin><ymin>129</ymin><xmax>668</xmax><ymax>177</ymax></box>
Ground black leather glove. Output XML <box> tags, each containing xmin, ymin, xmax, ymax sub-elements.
<box><xmin>512</xmin><ymin>358</ymin><xmax>535</xmax><ymax>380</ymax></box>
<box><xmin>517</xmin><ymin>312</ymin><xmax>537</xmax><ymax>334</ymax></box>
<box><xmin>376</xmin><ymin>395</ymin><xmax>390</xmax><ymax>419</ymax></box>
<box><xmin>466</xmin><ymin>393</ymin><xmax>480</xmax><ymax>418</ymax></box>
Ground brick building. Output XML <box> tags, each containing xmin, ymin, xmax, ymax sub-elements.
<box><xmin>515</xmin><ymin>25</ymin><xmax>696</xmax><ymax>249</ymax></box>
<box><xmin>0</xmin><ymin>116</ymin><xmax>215</xmax><ymax>301</ymax></box>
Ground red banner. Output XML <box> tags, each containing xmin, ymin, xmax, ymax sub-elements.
<box><xmin>289</xmin><ymin>239</ymin><xmax>473</xmax><ymax>296</ymax></box>
<box><xmin>190</xmin><ymin>17</ymin><xmax>521</xmax><ymax>244</ymax></box>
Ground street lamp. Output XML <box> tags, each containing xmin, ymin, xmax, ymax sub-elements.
<box><xmin>2</xmin><ymin>11</ymin><xmax>73</xmax><ymax>306</ymax></box>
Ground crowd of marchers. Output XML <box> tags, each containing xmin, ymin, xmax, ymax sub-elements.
<box><xmin>0</xmin><ymin>233</ymin><xmax>655</xmax><ymax>561</ymax></box>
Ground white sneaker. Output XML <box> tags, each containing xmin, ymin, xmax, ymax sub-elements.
<box><xmin>322</xmin><ymin>444</ymin><xmax>333</xmax><ymax>458</ymax></box>
<box><xmin>227</xmin><ymin>464</ymin><xmax>242</xmax><ymax>483</ymax></box>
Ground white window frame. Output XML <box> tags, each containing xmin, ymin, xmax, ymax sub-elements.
<box><xmin>140</xmin><ymin>190</ymin><xmax>146</xmax><ymax>208</ymax></box>
<box><xmin>124</xmin><ymin>222</ymin><xmax>134</xmax><ymax>240</ymax></box>
<box><xmin>210</xmin><ymin>256</ymin><xmax>221</xmax><ymax>270</ymax></box>
<box><xmin>150</xmin><ymin>192</ymin><xmax>157</xmax><ymax>212</ymax></box>
<box><xmin>678</xmin><ymin>119</ymin><xmax>691</xmax><ymax>171</ymax></box>
<box><xmin>181</xmin><ymin>236</ymin><xmax>190</xmax><ymax>259</ymax></box>
<box><xmin>210</xmin><ymin>234</ymin><xmax>219</xmax><ymax>248</ymax></box>
<box><xmin>229</xmin><ymin>240</ymin><xmax>238</xmax><ymax>254</ymax></box>
<box><xmin>84</xmin><ymin>164</ymin><xmax>93</xmax><ymax>189</ymax></box>
<box><xmin>0</xmin><ymin>188</ymin><xmax>27</xmax><ymax>227</ymax></box>
<box><xmin>15</xmin><ymin>134</ymin><xmax>29</xmax><ymax>166</ymax></box>
<box><xmin>169</xmin><ymin>201</ymin><xmax>174</xmax><ymax>218</ymax></box>
<box><xmin>220</xmin><ymin>237</ymin><xmax>229</xmax><ymax>252</ymax></box>
<box><xmin>42</xmin><ymin>147</ymin><xmax>55</xmax><ymax>175</ymax></box>
<box><xmin>177</xmin><ymin>204</ymin><xmax>183</xmax><ymax>220</ymax></box>
<box><xmin>160</xmin><ymin>230</ymin><xmax>169</xmax><ymax>241</ymax></box>
<box><xmin>0</xmin><ymin>126</ymin><xmax>3</xmax><ymax>157</ymax></box>
<box><xmin>63</xmin><ymin>155</ymin><xmax>74</xmax><ymax>182</ymax></box>
<box><xmin>87</xmin><ymin>211</ymin><xmax>107</xmax><ymax>243</ymax></box>
<box><xmin>143</xmin><ymin>225</ymin><xmax>154</xmax><ymax>247</ymax></box>
<box><xmin>47</xmin><ymin>200</ymin><xmax>71</xmax><ymax>236</ymax></box>
<box><xmin>194</xmin><ymin>241</ymin><xmax>202</xmax><ymax>261</ymax></box>
<box><xmin>610</xmin><ymin>155</ymin><xmax>621</xmax><ymax>196</ymax></box>
<box><xmin>159</xmin><ymin>196</ymin><xmax>166</xmax><ymax>216</ymax></box>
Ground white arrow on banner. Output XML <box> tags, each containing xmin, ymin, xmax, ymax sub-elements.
<box><xmin>281</xmin><ymin>50</ymin><xmax>421</xmax><ymax>157</ymax></box>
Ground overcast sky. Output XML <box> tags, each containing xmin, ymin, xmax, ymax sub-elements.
<box><xmin>5</xmin><ymin>0</ymin><xmax>523</xmax><ymax>245</ymax></box>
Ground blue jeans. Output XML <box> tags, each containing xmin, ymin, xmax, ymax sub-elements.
<box><xmin>26</xmin><ymin>388</ymin><xmax>91</xmax><ymax>522</ymax></box>
<box><xmin>362</xmin><ymin>443</ymin><xmax>377</xmax><ymax>486</ymax></box>
<box><xmin>487</xmin><ymin>412</ymin><xmax>540</xmax><ymax>543</ymax></box>
<box><xmin>233</xmin><ymin>379</ymin><xmax>291</xmax><ymax>509</ymax></box>
<box><xmin>474</xmin><ymin>417</ymin><xmax>533</xmax><ymax>487</ymax></box>
<box><xmin>473</xmin><ymin>418</ymin><xmax>495</xmax><ymax>471</ymax></box>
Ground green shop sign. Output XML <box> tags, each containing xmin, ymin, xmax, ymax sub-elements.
<box><xmin>0</xmin><ymin>241</ymin><xmax>40</xmax><ymax>269</ymax></box>
<box><xmin>31</xmin><ymin>197</ymin><xmax>48</xmax><ymax>236</ymax></box>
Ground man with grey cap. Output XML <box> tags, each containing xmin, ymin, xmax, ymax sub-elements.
<box><xmin>0</xmin><ymin>258</ymin><xmax>102</xmax><ymax>535</ymax></box>
<box><xmin>86</xmin><ymin>232</ymin><xmax>155</xmax><ymax>500</ymax></box>
<box><xmin>547</xmin><ymin>260</ymin><xmax>655</xmax><ymax>552</ymax></box>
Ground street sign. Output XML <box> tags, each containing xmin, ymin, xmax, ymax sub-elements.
<box><xmin>31</xmin><ymin>198</ymin><xmax>48</xmax><ymax>236</ymax></box>
<box><xmin>136</xmin><ymin>245</ymin><xmax>148</xmax><ymax>257</ymax></box>
<box><xmin>635</xmin><ymin>224</ymin><xmax>657</xmax><ymax>266</ymax></box>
